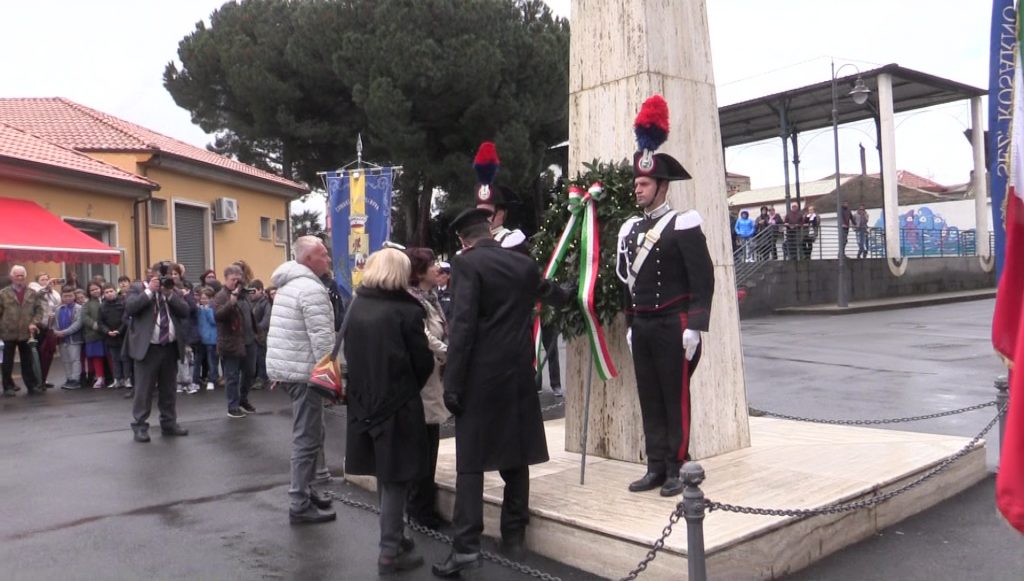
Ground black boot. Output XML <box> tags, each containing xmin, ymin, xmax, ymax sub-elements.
<box><xmin>628</xmin><ymin>472</ymin><xmax>666</xmax><ymax>492</ymax></box>
<box><xmin>660</xmin><ymin>477</ymin><xmax>684</xmax><ymax>497</ymax></box>
<box><xmin>431</xmin><ymin>552</ymin><xmax>481</xmax><ymax>578</ymax></box>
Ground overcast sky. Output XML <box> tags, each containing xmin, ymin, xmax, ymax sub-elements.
<box><xmin>2</xmin><ymin>0</ymin><xmax>990</xmax><ymax>215</ymax></box>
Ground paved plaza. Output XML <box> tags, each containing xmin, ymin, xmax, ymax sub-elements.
<box><xmin>0</xmin><ymin>299</ymin><xmax>1021</xmax><ymax>580</ymax></box>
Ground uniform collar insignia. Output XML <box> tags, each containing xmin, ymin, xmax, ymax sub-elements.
<box><xmin>643</xmin><ymin>201</ymin><xmax>672</xmax><ymax>221</ymax></box>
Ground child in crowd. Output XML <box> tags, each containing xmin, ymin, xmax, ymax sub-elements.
<box><xmin>117</xmin><ymin>275</ymin><xmax>132</xmax><ymax>296</ymax></box>
<box><xmin>53</xmin><ymin>286</ymin><xmax>84</xmax><ymax>390</ymax></box>
<box><xmin>81</xmin><ymin>281</ymin><xmax>108</xmax><ymax>388</ymax></box>
<box><xmin>197</xmin><ymin>287</ymin><xmax>219</xmax><ymax>391</ymax></box>
<box><xmin>98</xmin><ymin>284</ymin><xmax>128</xmax><ymax>388</ymax></box>
<box><xmin>176</xmin><ymin>282</ymin><xmax>200</xmax><ymax>395</ymax></box>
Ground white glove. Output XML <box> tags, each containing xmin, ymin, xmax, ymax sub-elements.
<box><xmin>682</xmin><ymin>329</ymin><xmax>701</xmax><ymax>361</ymax></box>
<box><xmin>626</xmin><ymin>328</ymin><xmax>633</xmax><ymax>354</ymax></box>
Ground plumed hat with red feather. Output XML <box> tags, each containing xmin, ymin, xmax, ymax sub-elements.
<box><xmin>633</xmin><ymin>95</ymin><xmax>691</xmax><ymax>181</ymax></box>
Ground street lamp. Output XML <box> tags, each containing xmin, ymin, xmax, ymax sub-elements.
<box><xmin>831</xmin><ymin>61</ymin><xmax>871</xmax><ymax>308</ymax></box>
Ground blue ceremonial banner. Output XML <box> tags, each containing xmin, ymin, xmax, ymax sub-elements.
<box><xmin>325</xmin><ymin>167</ymin><xmax>395</xmax><ymax>300</ymax></box>
<box><xmin>989</xmin><ymin>0</ymin><xmax>1016</xmax><ymax>276</ymax></box>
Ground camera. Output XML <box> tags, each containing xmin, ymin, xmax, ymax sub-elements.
<box><xmin>156</xmin><ymin>261</ymin><xmax>176</xmax><ymax>290</ymax></box>
<box><xmin>233</xmin><ymin>286</ymin><xmax>257</xmax><ymax>297</ymax></box>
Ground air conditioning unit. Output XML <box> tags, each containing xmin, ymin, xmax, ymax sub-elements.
<box><xmin>212</xmin><ymin>197</ymin><xmax>238</xmax><ymax>223</ymax></box>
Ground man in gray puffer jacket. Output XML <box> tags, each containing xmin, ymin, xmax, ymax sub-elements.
<box><xmin>267</xmin><ymin>236</ymin><xmax>336</xmax><ymax>525</ymax></box>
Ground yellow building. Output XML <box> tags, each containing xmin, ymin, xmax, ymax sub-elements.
<box><xmin>0</xmin><ymin>98</ymin><xmax>308</xmax><ymax>284</ymax></box>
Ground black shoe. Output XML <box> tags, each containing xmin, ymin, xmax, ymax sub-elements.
<box><xmin>432</xmin><ymin>552</ymin><xmax>481</xmax><ymax>578</ymax></box>
<box><xmin>43</xmin><ymin>382</ymin><xmax>54</xmax><ymax>389</ymax></box>
<box><xmin>26</xmin><ymin>387</ymin><xmax>43</xmax><ymax>396</ymax></box>
<box><xmin>289</xmin><ymin>506</ymin><xmax>336</xmax><ymax>525</ymax></box>
<box><xmin>501</xmin><ymin>531</ymin><xmax>526</xmax><ymax>558</ymax></box>
<box><xmin>227</xmin><ymin>408</ymin><xmax>246</xmax><ymax>419</ymax></box>
<box><xmin>1</xmin><ymin>390</ymin><xmax>14</xmax><ymax>398</ymax></box>
<box><xmin>239</xmin><ymin>401</ymin><xmax>256</xmax><ymax>414</ymax></box>
<box><xmin>133</xmin><ymin>427</ymin><xmax>150</xmax><ymax>443</ymax></box>
<box><xmin>161</xmin><ymin>424</ymin><xmax>189</xmax><ymax>437</ymax></box>
<box><xmin>379</xmin><ymin>551</ymin><xmax>424</xmax><ymax>575</ymax></box>
<box><xmin>123</xmin><ymin>389</ymin><xmax>134</xmax><ymax>399</ymax></box>
<box><xmin>628</xmin><ymin>472</ymin><xmax>666</xmax><ymax>492</ymax></box>
<box><xmin>309</xmin><ymin>490</ymin><xmax>332</xmax><ymax>510</ymax></box>
<box><xmin>660</xmin><ymin>477</ymin><xmax>684</xmax><ymax>497</ymax></box>
<box><xmin>400</xmin><ymin>536</ymin><xmax>415</xmax><ymax>554</ymax></box>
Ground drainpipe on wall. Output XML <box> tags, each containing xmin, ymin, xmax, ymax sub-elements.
<box><xmin>137</xmin><ymin>161</ymin><xmax>157</xmax><ymax>280</ymax></box>
<box><xmin>285</xmin><ymin>199</ymin><xmax>293</xmax><ymax>261</ymax></box>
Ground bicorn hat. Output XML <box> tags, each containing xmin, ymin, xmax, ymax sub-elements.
<box><xmin>633</xmin><ymin>95</ymin><xmax>691</xmax><ymax>181</ymax></box>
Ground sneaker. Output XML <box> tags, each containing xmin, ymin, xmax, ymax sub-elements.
<box><xmin>239</xmin><ymin>401</ymin><xmax>256</xmax><ymax>414</ymax></box>
<box><xmin>227</xmin><ymin>408</ymin><xmax>246</xmax><ymax>419</ymax></box>
<box><xmin>92</xmin><ymin>378</ymin><xmax>105</xmax><ymax>389</ymax></box>
<box><xmin>206</xmin><ymin>382</ymin><xmax>215</xmax><ymax>391</ymax></box>
<box><xmin>124</xmin><ymin>378</ymin><xmax>133</xmax><ymax>389</ymax></box>
<box><xmin>176</xmin><ymin>384</ymin><xmax>184</xmax><ymax>394</ymax></box>
<box><xmin>61</xmin><ymin>382</ymin><xmax>82</xmax><ymax>390</ymax></box>
<box><xmin>552</xmin><ymin>386</ymin><xmax>564</xmax><ymax>398</ymax></box>
<box><xmin>186</xmin><ymin>383</ymin><xmax>200</xmax><ymax>394</ymax></box>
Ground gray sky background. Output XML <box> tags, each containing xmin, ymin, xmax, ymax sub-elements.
<box><xmin>1</xmin><ymin>0</ymin><xmax>990</xmax><ymax>215</ymax></box>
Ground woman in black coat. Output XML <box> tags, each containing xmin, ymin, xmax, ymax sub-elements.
<box><xmin>343</xmin><ymin>248</ymin><xmax>434</xmax><ymax>575</ymax></box>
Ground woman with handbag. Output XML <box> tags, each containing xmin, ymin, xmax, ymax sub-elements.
<box><xmin>404</xmin><ymin>248</ymin><xmax>451</xmax><ymax>530</ymax></box>
<box><xmin>344</xmin><ymin>248</ymin><xmax>434</xmax><ymax>575</ymax></box>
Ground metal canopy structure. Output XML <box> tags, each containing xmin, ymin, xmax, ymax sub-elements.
<box><xmin>718</xmin><ymin>63</ymin><xmax>985</xmax><ymax>148</ymax></box>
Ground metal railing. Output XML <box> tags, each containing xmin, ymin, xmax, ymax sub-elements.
<box><xmin>733</xmin><ymin>224</ymin><xmax>994</xmax><ymax>267</ymax></box>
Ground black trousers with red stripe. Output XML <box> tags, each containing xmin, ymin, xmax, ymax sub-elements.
<box><xmin>630</xmin><ymin>313</ymin><xmax>702</xmax><ymax>478</ymax></box>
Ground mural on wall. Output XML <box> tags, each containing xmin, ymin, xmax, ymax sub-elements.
<box><xmin>873</xmin><ymin>207</ymin><xmax>977</xmax><ymax>256</ymax></box>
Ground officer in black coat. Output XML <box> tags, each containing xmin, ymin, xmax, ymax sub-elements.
<box><xmin>432</xmin><ymin>208</ymin><xmax>551</xmax><ymax>577</ymax></box>
<box><xmin>616</xmin><ymin>143</ymin><xmax>715</xmax><ymax>497</ymax></box>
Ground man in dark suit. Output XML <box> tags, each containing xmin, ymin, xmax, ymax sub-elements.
<box><xmin>432</xmin><ymin>208</ymin><xmax>555</xmax><ymax>578</ymax></box>
<box><xmin>126</xmin><ymin>263</ymin><xmax>191</xmax><ymax>443</ymax></box>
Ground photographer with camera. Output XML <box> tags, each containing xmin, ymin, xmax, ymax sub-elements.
<box><xmin>126</xmin><ymin>262</ymin><xmax>190</xmax><ymax>443</ymax></box>
<box><xmin>213</xmin><ymin>264</ymin><xmax>258</xmax><ymax>418</ymax></box>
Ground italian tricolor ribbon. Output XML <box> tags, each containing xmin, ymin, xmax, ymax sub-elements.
<box><xmin>533</xmin><ymin>183</ymin><xmax>618</xmax><ymax>381</ymax></box>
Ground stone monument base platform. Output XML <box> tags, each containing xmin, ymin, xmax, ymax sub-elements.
<box><xmin>348</xmin><ymin>417</ymin><xmax>986</xmax><ymax>580</ymax></box>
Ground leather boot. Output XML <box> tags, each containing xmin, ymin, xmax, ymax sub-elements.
<box><xmin>628</xmin><ymin>472</ymin><xmax>666</xmax><ymax>492</ymax></box>
<box><xmin>660</xmin><ymin>477</ymin><xmax>684</xmax><ymax>497</ymax></box>
<box><xmin>431</xmin><ymin>552</ymin><xmax>481</xmax><ymax>578</ymax></box>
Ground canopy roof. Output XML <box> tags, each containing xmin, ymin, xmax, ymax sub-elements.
<box><xmin>718</xmin><ymin>63</ymin><xmax>985</xmax><ymax>148</ymax></box>
<box><xmin>0</xmin><ymin>197</ymin><xmax>121</xmax><ymax>264</ymax></box>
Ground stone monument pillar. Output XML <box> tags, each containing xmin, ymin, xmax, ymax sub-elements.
<box><xmin>564</xmin><ymin>0</ymin><xmax>750</xmax><ymax>461</ymax></box>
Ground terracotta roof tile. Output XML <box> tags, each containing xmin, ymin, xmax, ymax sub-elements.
<box><xmin>0</xmin><ymin>122</ymin><xmax>157</xmax><ymax>189</ymax></box>
<box><xmin>0</xmin><ymin>98</ymin><xmax>306</xmax><ymax>193</ymax></box>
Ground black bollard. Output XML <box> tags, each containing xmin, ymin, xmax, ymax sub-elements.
<box><xmin>996</xmin><ymin>375</ymin><xmax>1009</xmax><ymax>454</ymax></box>
<box><xmin>681</xmin><ymin>462</ymin><xmax>708</xmax><ymax>581</ymax></box>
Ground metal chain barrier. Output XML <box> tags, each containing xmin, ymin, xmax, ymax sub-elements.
<box><xmin>748</xmin><ymin>400</ymin><xmax>997</xmax><ymax>426</ymax></box>
<box><xmin>322</xmin><ymin>490</ymin><xmax>563</xmax><ymax>581</ymax></box>
<box><xmin>617</xmin><ymin>501</ymin><xmax>685</xmax><ymax>581</ymax></box>
<box><xmin>708</xmin><ymin>402</ymin><xmax>1005</xmax><ymax>518</ymax></box>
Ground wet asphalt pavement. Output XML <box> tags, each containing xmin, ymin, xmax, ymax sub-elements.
<box><xmin>1</xmin><ymin>299</ymin><xmax>1022</xmax><ymax>580</ymax></box>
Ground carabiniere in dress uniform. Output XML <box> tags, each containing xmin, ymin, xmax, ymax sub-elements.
<box><xmin>616</xmin><ymin>94</ymin><xmax>715</xmax><ymax>497</ymax></box>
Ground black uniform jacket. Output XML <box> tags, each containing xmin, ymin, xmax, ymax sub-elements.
<box><xmin>343</xmin><ymin>287</ymin><xmax>434</xmax><ymax>482</ymax></box>
<box><xmin>618</xmin><ymin>210</ymin><xmax>715</xmax><ymax>330</ymax></box>
<box><xmin>444</xmin><ymin>238</ymin><xmax>550</xmax><ymax>473</ymax></box>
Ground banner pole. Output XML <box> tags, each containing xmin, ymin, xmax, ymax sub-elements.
<box><xmin>579</xmin><ymin>348</ymin><xmax>595</xmax><ymax>485</ymax></box>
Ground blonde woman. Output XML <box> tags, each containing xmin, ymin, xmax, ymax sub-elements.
<box><xmin>343</xmin><ymin>248</ymin><xmax>434</xmax><ymax>574</ymax></box>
